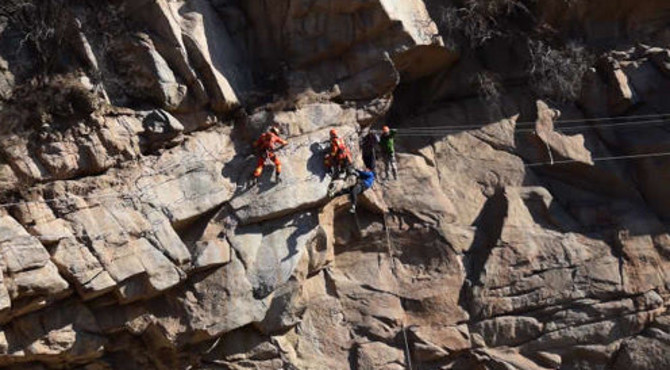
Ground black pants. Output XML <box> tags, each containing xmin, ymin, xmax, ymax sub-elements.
<box><xmin>349</xmin><ymin>181</ymin><xmax>365</xmax><ymax>206</ymax></box>
<box><xmin>363</xmin><ymin>151</ymin><xmax>376</xmax><ymax>170</ymax></box>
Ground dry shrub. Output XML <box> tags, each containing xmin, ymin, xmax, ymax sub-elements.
<box><xmin>528</xmin><ymin>40</ymin><xmax>593</xmax><ymax>103</ymax></box>
<box><xmin>438</xmin><ymin>0</ymin><xmax>530</xmax><ymax>48</ymax></box>
<box><xmin>0</xmin><ymin>0</ymin><xmax>69</xmax><ymax>75</ymax></box>
<box><xmin>474</xmin><ymin>71</ymin><xmax>502</xmax><ymax>102</ymax></box>
<box><xmin>1</xmin><ymin>74</ymin><xmax>99</xmax><ymax>135</ymax></box>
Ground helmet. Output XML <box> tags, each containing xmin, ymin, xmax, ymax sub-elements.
<box><xmin>382</xmin><ymin>126</ymin><xmax>390</xmax><ymax>133</ymax></box>
<box><xmin>269</xmin><ymin>126</ymin><xmax>279</xmax><ymax>135</ymax></box>
<box><xmin>329</xmin><ymin>129</ymin><xmax>338</xmax><ymax>138</ymax></box>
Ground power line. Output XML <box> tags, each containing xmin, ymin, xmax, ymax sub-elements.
<box><xmin>534</xmin><ymin>112</ymin><xmax>670</xmax><ymax>124</ymax></box>
<box><xmin>393</xmin><ymin>112</ymin><xmax>670</xmax><ymax>132</ymax></box>
<box><xmin>516</xmin><ymin>118</ymin><xmax>670</xmax><ymax>133</ymax></box>
<box><xmin>397</xmin><ymin>117</ymin><xmax>670</xmax><ymax>133</ymax></box>
<box><xmin>395</xmin><ymin>117</ymin><xmax>670</xmax><ymax>136</ymax></box>
<box><xmin>3</xmin><ymin>149</ymin><xmax>670</xmax><ymax>210</ymax></box>
<box><xmin>525</xmin><ymin>151</ymin><xmax>670</xmax><ymax>167</ymax></box>
<box><xmin>3</xmin><ymin>121</ymin><xmax>670</xmax><ymax>209</ymax></box>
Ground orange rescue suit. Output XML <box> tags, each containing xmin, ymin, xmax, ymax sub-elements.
<box><xmin>253</xmin><ymin>131</ymin><xmax>287</xmax><ymax>178</ymax></box>
<box><xmin>325</xmin><ymin>137</ymin><xmax>352</xmax><ymax>169</ymax></box>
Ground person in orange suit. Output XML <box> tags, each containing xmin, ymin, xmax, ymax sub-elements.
<box><xmin>253</xmin><ymin>126</ymin><xmax>287</xmax><ymax>183</ymax></box>
<box><xmin>324</xmin><ymin>129</ymin><xmax>352</xmax><ymax>178</ymax></box>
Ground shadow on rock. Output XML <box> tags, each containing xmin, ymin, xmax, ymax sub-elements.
<box><xmin>308</xmin><ymin>141</ymin><xmax>329</xmax><ymax>181</ymax></box>
<box><xmin>282</xmin><ymin>212</ymin><xmax>315</xmax><ymax>263</ymax></box>
<box><xmin>464</xmin><ymin>188</ymin><xmax>507</xmax><ymax>286</ymax></box>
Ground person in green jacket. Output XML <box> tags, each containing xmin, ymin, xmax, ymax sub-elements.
<box><xmin>379</xmin><ymin>125</ymin><xmax>397</xmax><ymax>180</ymax></box>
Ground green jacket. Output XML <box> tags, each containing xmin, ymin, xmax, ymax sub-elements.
<box><xmin>379</xmin><ymin>130</ymin><xmax>396</xmax><ymax>154</ymax></box>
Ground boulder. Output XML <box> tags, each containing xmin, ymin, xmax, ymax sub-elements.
<box><xmin>141</xmin><ymin>109</ymin><xmax>184</xmax><ymax>149</ymax></box>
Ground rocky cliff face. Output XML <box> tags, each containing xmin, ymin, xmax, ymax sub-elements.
<box><xmin>1</xmin><ymin>0</ymin><xmax>670</xmax><ymax>369</ymax></box>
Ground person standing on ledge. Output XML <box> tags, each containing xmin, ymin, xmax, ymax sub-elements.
<box><xmin>252</xmin><ymin>126</ymin><xmax>287</xmax><ymax>184</ymax></box>
<box><xmin>361</xmin><ymin>129</ymin><xmax>379</xmax><ymax>171</ymax></box>
<box><xmin>379</xmin><ymin>125</ymin><xmax>397</xmax><ymax>180</ymax></box>
<box><xmin>324</xmin><ymin>129</ymin><xmax>353</xmax><ymax>178</ymax></box>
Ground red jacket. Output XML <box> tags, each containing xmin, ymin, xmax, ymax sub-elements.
<box><xmin>254</xmin><ymin>132</ymin><xmax>287</xmax><ymax>151</ymax></box>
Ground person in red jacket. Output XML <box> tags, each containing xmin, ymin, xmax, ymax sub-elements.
<box><xmin>324</xmin><ymin>129</ymin><xmax>352</xmax><ymax>178</ymax></box>
<box><xmin>253</xmin><ymin>126</ymin><xmax>287</xmax><ymax>182</ymax></box>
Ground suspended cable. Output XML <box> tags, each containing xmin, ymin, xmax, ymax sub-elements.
<box><xmin>4</xmin><ymin>149</ymin><xmax>670</xmax><ymax>209</ymax></box>
<box><xmin>394</xmin><ymin>117</ymin><xmax>670</xmax><ymax>136</ymax></box>
<box><xmin>516</xmin><ymin>118</ymin><xmax>670</xmax><ymax>133</ymax></box>
<box><xmin>381</xmin><ymin>201</ymin><xmax>412</xmax><ymax>370</ymax></box>
<box><xmin>397</xmin><ymin>117</ymin><xmax>670</xmax><ymax>133</ymax></box>
<box><xmin>525</xmin><ymin>151</ymin><xmax>670</xmax><ymax>167</ymax></box>
<box><xmin>4</xmin><ymin>123</ymin><xmax>670</xmax><ymax>209</ymax></box>
<box><xmin>392</xmin><ymin>112</ymin><xmax>670</xmax><ymax>132</ymax></box>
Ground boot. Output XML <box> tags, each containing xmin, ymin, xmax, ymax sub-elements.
<box><xmin>275</xmin><ymin>172</ymin><xmax>282</xmax><ymax>183</ymax></box>
<box><xmin>349</xmin><ymin>204</ymin><xmax>356</xmax><ymax>214</ymax></box>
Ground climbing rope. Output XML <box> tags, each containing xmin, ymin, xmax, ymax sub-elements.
<box><xmin>380</xmin><ymin>202</ymin><xmax>413</xmax><ymax>370</ymax></box>
<box><xmin>402</xmin><ymin>323</ymin><xmax>414</xmax><ymax>370</ymax></box>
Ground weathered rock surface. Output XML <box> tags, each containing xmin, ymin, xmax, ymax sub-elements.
<box><xmin>1</xmin><ymin>0</ymin><xmax>670</xmax><ymax>369</ymax></box>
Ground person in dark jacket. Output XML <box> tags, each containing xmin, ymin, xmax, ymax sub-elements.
<box><xmin>361</xmin><ymin>130</ymin><xmax>379</xmax><ymax>171</ymax></box>
<box><xmin>379</xmin><ymin>125</ymin><xmax>397</xmax><ymax>180</ymax></box>
<box><xmin>345</xmin><ymin>168</ymin><xmax>375</xmax><ymax>214</ymax></box>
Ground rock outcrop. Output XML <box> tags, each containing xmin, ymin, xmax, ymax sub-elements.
<box><xmin>0</xmin><ymin>0</ymin><xmax>670</xmax><ymax>369</ymax></box>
